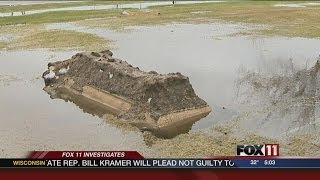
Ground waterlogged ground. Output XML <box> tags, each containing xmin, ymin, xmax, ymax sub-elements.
<box><xmin>0</xmin><ymin>50</ymin><xmax>157</xmax><ymax>157</ymax></box>
<box><xmin>46</xmin><ymin>22</ymin><xmax>320</xmax><ymax>129</ymax></box>
<box><xmin>0</xmin><ymin>1</ymin><xmax>218</xmax><ymax>17</ymax></box>
<box><xmin>1</xmin><ymin>20</ymin><xmax>320</xmax><ymax>157</ymax></box>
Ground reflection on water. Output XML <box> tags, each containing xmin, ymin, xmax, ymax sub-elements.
<box><xmin>0</xmin><ymin>1</ymin><xmax>220</xmax><ymax>17</ymax></box>
<box><xmin>1</xmin><ymin>22</ymin><xmax>320</xmax><ymax>157</ymax></box>
<box><xmin>46</xmin><ymin>22</ymin><xmax>320</xmax><ymax>130</ymax></box>
<box><xmin>0</xmin><ymin>50</ymin><xmax>154</xmax><ymax>157</ymax></box>
<box><xmin>45</xmin><ymin>85</ymin><xmax>207</xmax><ymax>139</ymax></box>
<box><xmin>46</xmin><ymin>87</ymin><xmax>119</xmax><ymax>118</ymax></box>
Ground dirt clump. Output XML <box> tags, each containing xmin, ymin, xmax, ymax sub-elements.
<box><xmin>42</xmin><ymin>50</ymin><xmax>211</xmax><ymax>131</ymax></box>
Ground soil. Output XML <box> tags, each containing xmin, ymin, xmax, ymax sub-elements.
<box><xmin>42</xmin><ymin>50</ymin><xmax>209</xmax><ymax>123</ymax></box>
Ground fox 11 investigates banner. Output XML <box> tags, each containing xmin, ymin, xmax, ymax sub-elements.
<box><xmin>1</xmin><ymin>144</ymin><xmax>320</xmax><ymax>168</ymax></box>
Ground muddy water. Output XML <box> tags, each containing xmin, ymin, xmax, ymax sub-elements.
<box><xmin>46</xmin><ymin>22</ymin><xmax>320</xmax><ymax>129</ymax></box>
<box><xmin>1</xmin><ymin>22</ymin><xmax>320</xmax><ymax>157</ymax></box>
<box><xmin>0</xmin><ymin>50</ymin><xmax>157</xmax><ymax>157</ymax></box>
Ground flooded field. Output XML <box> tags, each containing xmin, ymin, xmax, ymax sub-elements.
<box><xmin>1</xmin><ymin>0</ymin><xmax>320</xmax><ymax>157</ymax></box>
<box><xmin>0</xmin><ymin>1</ymin><xmax>219</xmax><ymax>17</ymax></box>
<box><xmin>1</xmin><ymin>20</ymin><xmax>320</xmax><ymax>157</ymax></box>
<box><xmin>46</xmin><ymin>22</ymin><xmax>320</xmax><ymax>128</ymax></box>
<box><xmin>0</xmin><ymin>50</ymin><xmax>157</xmax><ymax>157</ymax></box>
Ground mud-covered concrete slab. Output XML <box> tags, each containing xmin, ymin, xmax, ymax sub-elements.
<box><xmin>42</xmin><ymin>50</ymin><xmax>211</xmax><ymax>132</ymax></box>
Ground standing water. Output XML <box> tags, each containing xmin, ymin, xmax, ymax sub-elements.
<box><xmin>0</xmin><ymin>1</ymin><xmax>222</xmax><ymax>17</ymax></box>
<box><xmin>46</xmin><ymin>22</ymin><xmax>320</xmax><ymax>129</ymax></box>
<box><xmin>1</xmin><ymin>22</ymin><xmax>320</xmax><ymax>157</ymax></box>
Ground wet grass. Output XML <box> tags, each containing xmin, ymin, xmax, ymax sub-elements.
<box><xmin>0</xmin><ymin>1</ymin><xmax>139</xmax><ymax>13</ymax></box>
<box><xmin>145</xmin><ymin>120</ymin><xmax>278</xmax><ymax>158</ymax></box>
<box><xmin>0</xmin><ymin>9</ymin><xmax>120</xmax><ymax>25</ymax></box>
<box><xmin>0</xmin><ymin>24</ymin><xmax>44</xmax><ymax>49</ymax></box>
<box><xmin>152</xmin><ymin>132</ymin><xmax>277</xmax><ymax>158</ymax></box>
<box><xmin>81</xmin><ymin>1</ymin><xmax>320</xmax><ymax>38</ymax></box>
<box><xmin>8</xmin><ymin>29</ymin><xmax>111</xmax><ymax>51</ymax></box>
<box><xmin>0</xmin><ymin>24</ymin><xmax>44</xmax><ymax>36</ymax></box>
<box><xmin>1</xmin><ymin>2</ymin><xmax>319</xmax><ymax>38</ymax></box>
<box><xmin>0</xmin><ymin>41</ymin><xmax>6</xmax><ymax>49</ymax></box>
<box><xmin>0</xmin><ymin>16</ymin><xmax>111</xmax><ymax>50</ymax></box>
<box><xmin>285</xmin><ymin>134</ymin><xmax>320</xmax><ymax>156</ymax></box>
<box><xmin>0</xmin><ymin>22</ymin><xmax>110</xmax><ymax>51</ymax></box>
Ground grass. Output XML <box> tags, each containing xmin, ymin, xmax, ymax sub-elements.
<box><xmin>0</xmin><ymin>24</ymin><xmax>44</xmax><ymax>49</ymax></box>
<box><xmin>1</xmin><ymin>1</ymin><xmax>320</xmax><ymax>38</ymax></box>
<box><xmin>0</xmin><ymin>1</ymin><xmax>140</xmax><ymax>13</ymax></box>
<box><xmin>0</xmin><ymin>1</ymin><xmax>319</xmax><ymax>51</ymax></box>
<box><xmin>79</xmin><ymin>1</ymin><xmax>320</xmax><ymax>38</ymax></box>
<box><xmin>8</xmin><ymin>29</ymin><xmax>111</xmax><ymax>51</ymax></box>
<box><xmin>0</xmin><ymin>23</ymin><xmax>44</xmax><ymax>35</ymax></box>
<box><xmin>0</xmin><ymin>9</ymin><xmax>121</xmax><ymax>25</ymax></box>
<box><xmin>0</xmin><ymin>41</ymin><xmax>6</xmax><ymax>49</ymax></box>
<box><xmin>285</xmin><ymin>134</ymin><xmax>320</xmax><ymax>156</ymax></box>
<box><xmin>152</xmin><ymin>132</ymin><xmax>277</xmax><ymax>158</ymax></box>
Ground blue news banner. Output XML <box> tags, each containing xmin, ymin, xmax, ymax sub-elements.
<box><xmin>5</xmin><ymin>158</ymin><xmax>320</xmax><ymax>168</ymax></box>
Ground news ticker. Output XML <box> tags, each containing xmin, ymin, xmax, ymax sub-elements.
<box><xmin>0</xmin><ymin>150</ymin><xmax>319</xmax><ymax>168</ymax></box>
<box><xmin>3</xmin><ymin>158</ymin><xmax>320</xmax><ymax>168</ymax></box>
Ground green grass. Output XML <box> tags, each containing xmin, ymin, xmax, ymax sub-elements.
<box><xmin>8</xmin><ymin>29</ymin><xmax>111</xmax><ymax>51</ymax></box>
<box><xmin>1</xmin><ymin>1</ymin><xmax>320</xmax><ymax>38</ymax></box>
<box><xmin>0</xmin><ymin>1</ymin><xmax>140</xmax><ymax>13</ymax></box>
<box><xmin>0</xmin><ymin>9</ymin><xmax>121</xmax><ymax>25</ymax></box>
<box><xmin>153</xmin><ymin>1</ymin><xmax>320</xmax><ymax>38</ymax></box>
<box><xmin>78</xmin><ymin>1</ymin><xmax>320</xmax><ymax>38</ymax></box>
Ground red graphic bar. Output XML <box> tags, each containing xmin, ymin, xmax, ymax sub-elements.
<box><xmin>27</xmin><ymin>151</ymin><xmax>144</xmax><ymax>159</ymax></box>
<box><xmin>1</xmin><ymin>169</ymin><xmax>320</xmax><ymax>179</ymax></box>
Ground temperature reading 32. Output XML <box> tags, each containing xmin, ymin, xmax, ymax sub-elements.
<box><xmin>250</xmin><ymin>160</ymin><xmax>259</xmax><ymax>165</ymax></box>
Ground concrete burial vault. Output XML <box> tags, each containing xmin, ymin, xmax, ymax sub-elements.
<box><xmin>42</xmin><ymin>50</ymin><xmax>212</xmax><ymax>138</ymax></box>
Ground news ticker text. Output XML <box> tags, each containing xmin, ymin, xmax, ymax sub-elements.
<box><xmin>2</xmin><ymin>158</ymin><xmax>320</xmax><ymax>168</ymax></box>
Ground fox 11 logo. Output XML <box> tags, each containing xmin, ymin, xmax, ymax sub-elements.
<box><xmin>236</xmin><ymin>144</ymin><xmax>279</xmax><ymax>156</ymax></box>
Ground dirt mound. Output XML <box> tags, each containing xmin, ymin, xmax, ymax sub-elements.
<box><xmin>42</xmin><ymin>50</ymin><xmax>211</xmax><ymax>131</ymax></box>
